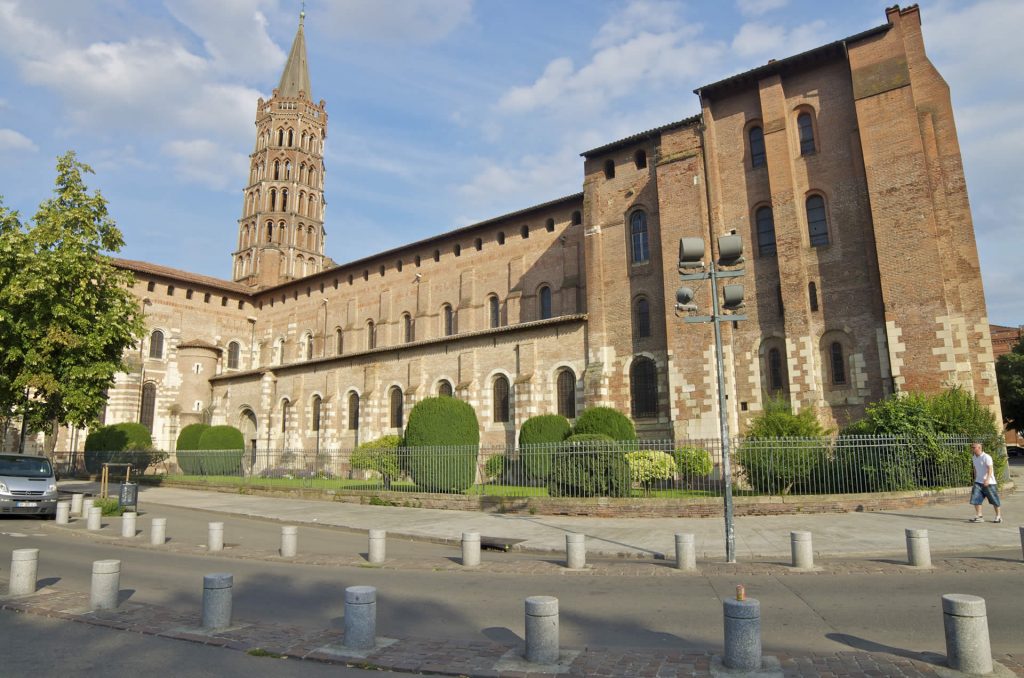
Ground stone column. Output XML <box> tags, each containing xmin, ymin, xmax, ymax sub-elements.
<box><xmin>525</xmin><ymin>596</ymin><xmax>559</xmax><ymax>664</ymax></box>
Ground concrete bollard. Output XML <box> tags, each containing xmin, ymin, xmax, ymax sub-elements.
<box><xmin>208</xmin><ymin>522</ymin><xmax>224</xmax><ymax>552</ymax></box>
<box><xmin>87</xmin><ymin>506</ymin><xmax>103</xmax><ymax>531</ymax></box>
<box><xmin>70</xmin><ymin>493</ymin><xmax>84</xmax><ymax>517</ymax></box>
<box><xmin>1019</xmin><ymin>526</ymin><xmax>1023</xmax><ymax>562</ymax></box>
<box><xmin>150</xmin><ymin>517</ymin><xmax>167</xmax><ymax>546</ymax></box>
<box><xmin>368</xmin><ymin>529</ymin><xmax>386</xmax><ymax>564</ymax></box>
<box><xmin>121</xmin><ymin>512</ymin><xmax>137</xmax><ymax>539</ymax></box>
<box><xmin>675</xmin><ymin>533</ymin><xmax>696</xmax><ymax>571</ymax></box>
<box><xmin>723</xmin><ymin>595</ymin><xmax>762</xmax><ymax>671</ymax></box>
<box><xmin>280</xmin><ymin>526</ymin><xmax>298</xmax><ymax>558</ymax></box>
<box><xmin>343</xmin><ymin>586</ymin><xmax>377</xmax><ymax>650</ymax></box>
<box><xmin>565</xmin><ymin>533</ymin><xmax>586</xmax><ymax>570</ymax></box>
<box><xmin>55</xmin><ymin>501</ymin><xmax>71</xmax><ymax>525</ymax></box>
<box><xmin>82</xmin><ymin>497</ymin><xmax>95</xmax><ymax>519</ymax></box>
<box><xmin>201</xmin><ymin>574</ymin><xmax>234</xmax><ymax>630</ymax></box>
<box><xmin>462</xmin><ymin>532</ymin><xmax>481</xmax><ymax>567</ymax></box>
<box><xmin>525</xmin><ymin>596</ymin><xmax>560</xmax><ymax>664</ymax></box>
<box><xmin>90</xmin><ymin>559</ymin><xmax>121</xmax><ymax>611</ymax></box>
<box><xmin>9</xmin><ymin>548</ymin><xmax>39</xmax><ymax>596</ymax></box>
<box><xmin>791</xmin><ymin>531</ymin><xmax>814</xmax><ymax>569</ymax></box>
<box><xmin>942</xmin><ymin>594</ymin><xmax>993</xmax><ymax>675</ymax></box>
<box><xmin>906</xmin><ymin>528</ymin><xmax>931</xmax><ymax>568</ymax></box>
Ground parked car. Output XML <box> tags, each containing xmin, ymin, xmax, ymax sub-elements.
<box><xmin>0</xmin><ymin>454</ymin><xmax>59</xmax><ymax>517</ymax></box>
<box><xmin>1007</xmin><ymin>445</ymin><xmax>1023</xmax><ymax>458</ymax></box>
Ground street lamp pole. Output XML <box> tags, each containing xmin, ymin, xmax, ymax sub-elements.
<box><xmin>707</xmin><ymin>260</ymin><xmax>736</xmax><ymax>563</ymax></box>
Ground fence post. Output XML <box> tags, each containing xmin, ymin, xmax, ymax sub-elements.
<box><xmin>280</xmin><ymin>526</ymin><xmax>298</xmax><ymax>558</ymax></box>
<box><xmin>790</xmin><ymin>531</ymin><xmax>814</xmax><ymax>569</ymax></box>
<box><xmin>150</xmin><ymin>517</ymin><xmax>167</xmax><ymax>546</ymax></box>
<box><xmin>565</xmin><ymin>533</ymin><xmax>586</xmax><ymax>570</ymax></box>
<box><xmin>524</xmin><ymin>596</ymin><xmax>559</xmax><ymax>664</ymax></box>
<box><xmin>368</xmin><ymin>529</ymin><xmax>386</xmax><ymax>564</ymax></box>
<box><xmin>201</xmin><ymin>574</ymin><xmax>234</xmax><ymax>630</ymax></box>
<box><xmin>343</xmin><ymin>586</ymin><xmax>377</xmax><ymax>650</ymax></box>
<box><xmin>121</xmin><ymin>512</ymin><xmax>137</xmax><ymax>539</ymax></box>
<box><xmin>675</xmin><ymin>533</ymin><xmax>696</xmax><ymax>571</ymax></box>
<box><xmin>906</xmin><ymin>528</ymin><xmax>931</xmax><ymax>568</ymax></box>
<box><xmin>208</xmin><ymin>522</ymin><xmax>224</xmax><ymax>552</ymax></box>
<box><xmin>9</xmin><ymin>548</ymin><xmax>39</xmax><ymax>596</ymax></box>
<box><xmin>90</xmin><ymin>560</ymin><xmax>121</xmax><ymax>611</ymax></box>
<box><xmin>462</xmin><ymin>532</ymin><xmax>481</xmax><ymax>567</ymax></box>
<box><xmin>942</xmin><ymin>594</ymin><xmax>993</xmax><ymax>675</ymax></box>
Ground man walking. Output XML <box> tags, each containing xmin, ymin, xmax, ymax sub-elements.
<box><xmin>969</xmin><ymin>442</ymin><xmax>1002</xmax><ymax>523</ymax></box>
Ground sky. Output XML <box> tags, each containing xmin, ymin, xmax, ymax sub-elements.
<box><xmin>0</xmin><ymin>0</ymin><xmax>1021</xmax><ymax>325</ymax></box>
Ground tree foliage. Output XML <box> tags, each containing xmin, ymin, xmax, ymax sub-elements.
<box><xmin>996</xmin><ymin>336</ymin><xmax>1024</xmax><ymax>433</ymax></box>
<box><xmin>0</xmin><ymin>152</ymin><xmax>144</xmax><ymax>446</ymax></box>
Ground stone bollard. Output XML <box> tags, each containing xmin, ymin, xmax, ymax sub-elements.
<box><xmin>525</xmin><ymin>596</ymin><xmax>560</xmax><ymax>664</ymax></box>
<box><xmin>87</xmin><ymin>506</ymin><xmax>103</xmax><ymax>531</ymax></box>
<box><xmin>942</xmin><ymin>594</ymin><xmax>993</xmax><ymax>675</ymax></box>
<box><xmin>1019</xmin><ymin>526</ymin><xmax>1023</xmax><ymax>562</ymax></box>
<box><xmin>368</xmin><ymin>529</ymin><xmax>386</xmax><ymax>564</ymax></box>
<box><xmin>675</xmin><ymin>533</ymin><xmax>696</xmax><ymax>571</ymax></box>
<box><xmin>208</xmin><ymin>522</ymin><xmax>224</xmax><ymax>552</ymax></box>
<box><xmin>906</xmin><ymin>528</ymin><xmax>931</xmax><ymax>568</ymax></box>
<box><xmin>150</xmin><ymin>517</ymin><xmax>167</xmax><ymax>546</ymax></box>
<box><xmin>70</xmin><ymin>493</ymin><xmax>84</xmax><ymax>517</ymax></box>
<box><xmin>82</xmin><ymin>497</ymin><xmax>95</xmax><ymax>518</ymax></box>
<box><xmin>280</xmin><ymin>526</ymin><xmax>298</xmax><ymax>558</ymax></box>
<box><xmin>121</xmin><ymin>512</ymin><xmax>137</xmax><ymax>539</ymax></box>
<box><xmin>201</xmin><ymin>574</ymin><xmax>234</xmax><ymax>630</ymax></box>
<box><xmin>90</xmin><ymin>560</ymin><xmax>121</xmax><ymax>611</ymax></box>
<box><xmin>9</xmin><ymin>548</ymin><xmax>39</xmax><ymax>596</ymax></box>
<box><xmin>55</xmin><ymin>501</ymin><xmax>71</xmax><ymax>525</ymax></box>
<box><xmin>343</xmin><ymin>586</ymin><xmax>377</xmax><ymax>650</ymax></box>
<box><xmin>565</xmin><ymin>533</ymin><xmax>586</xmax><ymax>570</ymax></box>
<box><xmin>791</xmin><ymin>531</ymin><xmax>814</xmax><ymax>569</ymax></box>
<box><xmin>723</xmin><ymin>593</ymin><xmax>762</xmax><ymax>671</ymax></box>
<box><xmin>462</xmin><ymin>532</ymin><xmax>481</xmax><ymax>567</ymax></box>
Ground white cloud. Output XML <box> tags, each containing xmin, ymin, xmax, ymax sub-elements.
<box><xmin>162</xmin><ymin>139</ymin><xmax>249</xmax><ymax>191</ymax></box>
<box><xmin>591</xmin><ymin>0</ymin><xmax>685</xmax><ymax>49</ymax></box>
<box><xmin>736</xmin><ymin>0</ymin><xmax>788</xmax><ymax>17</ymax></box>
<box><xmin>457</xmin><ymin>145</ymin><xmax>581</xmax><ymax>213</ymax></box>
<box><xmin>0</xmin><ymin>128</ymin><xmax>36</xmax><ymax>152</ymax></box>
<box><xmin>730</xmin><ymin>19</ymin><xmax>827</xmax><ymax>59</ymax></box>
<box><xmin>317</xmin><ymin>0</ymin><xmax>473</xmax><ymax>44</ymax></box>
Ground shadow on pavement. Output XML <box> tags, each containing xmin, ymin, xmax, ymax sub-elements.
<box><xmin>825</xmin><ymin>632</ymin><xmax>945</xmax><ymax>667</ymax></box>
<box><xmin>482</xmin><ymin>626</ymin><xmax>521</xmax><ymax>645</ymax></box>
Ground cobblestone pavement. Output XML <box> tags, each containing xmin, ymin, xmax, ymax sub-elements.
<box><xmin>1</xmin><ymin>585</ymin><xmax>1021</xmax><ymax>678</ymax></box>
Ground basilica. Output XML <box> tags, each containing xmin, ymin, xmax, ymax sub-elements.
<box><xmin>85</xmin><ymin>5</ymin><xmax>998</xmax><ymax>454</ymax></box>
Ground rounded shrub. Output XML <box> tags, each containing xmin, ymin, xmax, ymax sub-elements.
<box><xmin>404</xmin><ymin>397</ymin><xmax>480</xmax><ymax>492</ymax></box>
<box><xmin>350</xmin><ymin>435</ymin><xmax>404</xmax><ymax>488</ymax></box>
<box><xmin>176</xmin><ymin>423</ymin><xmax>210</xmax><ymax>451</ymax></box>
<box><xmin>519</xmin><ymin>414</ymin><xmax>571</xmax><ymax>482</ymax></box>
<box><xmin>177</xmin><ymin>425</ymin><xmax>244</xmax><ymax>476</ymax></box>
<box><xmin>197</xmin><ymin>425</ymin><xmax>245</xmax><ymax>450</ymax></box>
<box><xmin>736</xmin><ymin>400</ymin><xmax>829</xmax><ymax>495</ymax></box>
<box><xmin>625</xmin><ymin>450</ymin><xmax>677</xmax><ymax>488</ymax></box>
<box><xmin>84</xmin><ymin>423</ymin><xmax>154</xmax><ymax>474</ymax></box>
<box><xmin>484</xmin><ymin>453</ymin><xmax>506</xmax><ymax>483</ymax></box>
<box><xmin>674</xmin><ymin>446</ymin><xmax>713</xmax><ymax>479</ymax></box>
<box><xmin>572</xmin><ymin>407</ymin><xmax>636</xmax><ymax>441</ymax></box>
<box><xmin>548</xmin><ymin>433</ymin><xmax>630</xmax><ymax>498</ymax></box>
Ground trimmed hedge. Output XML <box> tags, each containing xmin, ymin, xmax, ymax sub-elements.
<box><xmin>84</xmin><ymin>423</ymin><xmax>156</xmax><ymax>474</ymax></box>
<box><xmin>548</xmin><ymin>433</ymin><xmax>630</xmax><ymax>497</ymax></box>
<box><xmin>176</xmin><ymin>423</ymin><xmax>210</xmax><ymax>451</ymax></box>
<box><xmin>674</xmin><ymin>446</ymin><xmax>713</xmax><ymax>479</ymax></box>
<box><xmin>736</xmin><ymin>400</ymin><xmax>830</xmax><ymax>494</ymax></box>
<box><xmin>519</xmin><ymin>414</ymin><xmax>571</xmax><ymax>481</ymax></box>
<box><xmin>177</xmin><ymin>425</ymin><xmax>245</xmax><ymax>476</ymax></box>
<box><xmin>198</xmin><ymin>425</ymin><xmax>245</xmax><ymax>450</ymax></box>
<box><xmin>404</xmin><ymin>397</ymin><xmax>479</xmax><ymax>492</ymax></box>
<box><xmin>350</xmin><ymin>435</ymin><xmax>404</xmax><ymax>488</ymax></box>
<box><xmin>625</xmin><ymin>450</ymin><xmax>677</xmax><ymax>487</ymax></box>
<box><xmin>572</xmin><ymin>407</ymin><xmax>636</xmax><ymax>441</ymax></box>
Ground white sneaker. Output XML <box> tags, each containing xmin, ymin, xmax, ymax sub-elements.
<box><xmin>992</xmin><ymin>517</ymin><xmax>1002</xmax><ymax>523</ymax></box>
<box><xmin>969</xmin><ymin>516</ymin><xmax>984</xmax><ymax>523</ymax></box>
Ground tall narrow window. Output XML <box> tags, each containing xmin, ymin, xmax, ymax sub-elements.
<box><xmin>149</xmin><ymin>330</ymin><xmax>164</xmax><ymax>359</ymax></box>
<box><xmin>347</xmin><ymin>392</ymin><xmax>359</xmax><ymax>431</ymax></box>
<box><xmin>806</xmin><ymin>195</ymin><xmax>829</xmax><ymax>246</ymax></box>
<box><xmin>304</xmin><ymin>332</ymin><xmax>314</xmax><ymax>360</ymax></box>
<box><xmin>281</xmin><ymin>399</ymin><xmax>291</xmax><ymax>432</ymax></box>
<box><xmin>756</xmin><ymin>206</ymin><xmax>777</xmax><ymax>256</ymax></box>
<box><xmin>389</xmin><ymin>387</ymin><xmax>404</xmax><ymax>429</ymax></box>
<box><xmin>227</xmin><ymin>341</ymin><xmax>240</xmax><ymax>369</ymax></box>
<box><xmin>442</xmin><ymin>304</ymin><xmax>455</xmax><ymax>336</ymax></box>
<box><xmin>403</xmin><ymin>313</ymin><xmax>414</xmax><ymax>343</ymax></box>
<box><xmin>749</xmin><ymin>125</ymin><xmax>766</xmax><ymax>168</ymax></box>
<box><xmin>830</xmin><ymin>342</ymin><xmax>847</xmax><ymax>385</ymax></box>
<box><xmin>311</xmin><ymin>395</ymin><xmax>322</xmax><ymax>432</ymax></box>
<box><xmin>630</xmin><ymin>211</ymin><xmax>649</xmax><ymax>263</ymax></box>
<box><xmin>603</xmin><ymin>159</ymin><xmax>615</xmax><ymax>179</ymax></box>
<box><xmin>635</xmin><ymin>297</ymin><xmax>651</xmax><ymax>338</ymax></box>
<box><xmin>140</xmin><ymin>382</ymin><xmax>156</xmax><ymax>432</ymax></box>
<box><xmin>808</xmin><ymin>281</ymin><xmax>819</xmax><ymax>312</ymax></box>
<box><xmin>367</xmin><ymin>320</ymin><xmax>376</xmax><ymax>349</ymax></box>
<box><xmin>768</xmin><ymin>348</ymin><xmax>784</xmax><ymax>393</ymax></box>
<box><xmin>572</xmin><ymin>211</ymin><xmax>582</xmax><ymax>226</ymax></box>
<box><xmin>281</xmin><ymin>189</ymin><xmax>288</xmax><ymax>212</ymax></box>
<box><xmin>634</xmin><ymin>149</ymin><xmax>647</xmax><ymax>169</ymax></box>
<box><xmin>493</xmin><ymin>375</ymin><xmax>510</xmax><ymax>423</ymax></box>
<box><xmin>539</xmin><ymin>286</ymin><xmax>552</xmax><ymax>320</ymax></box>
<box><xmin>335</xmin><ymin>328</ymin><xmax>343</xmax><ymax>355</ymax></box>
<box><xmin>274</xmin><ymin>160</ymin><xmax>280</xmax><ymax>179</ymax></box>
<box><xmin>556</xmin><ymin>369</ymin><xmax>576</xmax><ymax>418</ymax></box>
<box><xmin>489</xmin><ymin>295</ymin><xmax>500</xmax><ymax>329</ymax></box>
<box><xmin>438</xmin><ymin>380</ymin><xmax>453</xmax><ymax>397</ymax></box>
<box><xmin>630</xmin><ymin>357</ymin><xmax>658</xmax><ymax>418</ymax></box>
<box><xmin>797</xmin><ymin>112</ymin><xmax>815</xmax><ymax>155</ymax></box>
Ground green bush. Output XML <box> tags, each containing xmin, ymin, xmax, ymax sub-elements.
<box><xmin>197</xmin><ymin>425</ymin><xmax>245</xmax><ymax>449</ymax></box>
<box><xmin>928</xmin><ymin>386</ymin><xmax>1005</xmax><ymax>481</ymax></box>
<box><xmin>572</xmin><ymin>407</ymin><xmax>637</xmax><ymax>441</ymax></box>
<box><xmin>484</xmin><ymin>454</ymin><xmax>506</xmax><ymax>483</ymax></box>
<box><xmin>625</xmin><ymin>450</ymin><xmax>677</xmax><ymax>487</ymax></box>
<box><xmin>737</xmin><ymin>400</ymin><xmax>829</xmax><ymax>495</ymax></box>
<box><xmin>350</xmin><ymin>435</ymin><xmax>404</xmax><ymax>488</ymax></box>
<box><xmin>519</xmin><ymin>414</ymin><xmax>571</xmax><ymax>481</ymax></box>
<box><xmin>548</xmin><ymin>433</ymin><xmax>630</xmax><ymax>497</ymax></box>
<box><xmin>176</xmin><ymin>425</ymin><xmax>245</xmax><ymax>476</ymax></box>
<box><xmin>674</xmin><ymin>446</ymin><xmax>713</xmax><ymax>479</ymax></box>
<box><xmin>93</xmin><ymin>496</ymin><xmax>124</xmax><ymax>517</ymax></box>
<box><xmin>84</xmin><ymin>423</ymin><xmax>155</xmax><ymax>474</ymax></box>
<box><xmin>176</xmin><ymin>423</ymin><xmax>210</xmax><ymax>451</ymax></box>
<box><xmin>404</xmin><ymin>397</ymin><xmax>480</xmax><ymax>492</ymax></box>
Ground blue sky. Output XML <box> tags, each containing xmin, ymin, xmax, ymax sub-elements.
<box><xmin>0</xmin><ymin>0</ymin><xmax>1021</xmax><ymax>325</ymax></box>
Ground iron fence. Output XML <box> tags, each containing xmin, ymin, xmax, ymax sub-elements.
<box><xmin>49</xmin><ymin>434</ymin><xmax>1001</xmax><ymax>499</ymax></box>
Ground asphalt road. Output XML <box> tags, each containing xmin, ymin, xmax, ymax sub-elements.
<box><xmin>2</xmin><ymin>504</ymin><xmax>1022</xmax><ymax>658</ymax></box>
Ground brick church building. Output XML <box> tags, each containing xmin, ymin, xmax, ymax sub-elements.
<box><xmin>81</xmin><ymin>5</ymin><xmax>998</xmax><ymax>453</ymax></box>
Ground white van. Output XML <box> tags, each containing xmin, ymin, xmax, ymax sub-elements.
<box><xmin>0</xmin><ymin>454</ymin><xmax>59</xmax><ymax>517</ymax></box>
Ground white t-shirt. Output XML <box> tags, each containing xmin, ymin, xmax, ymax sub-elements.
<box><xmin>973</xmin><ymin>452</ymin><xmax>996</xmax><ymax>486</ymax></box>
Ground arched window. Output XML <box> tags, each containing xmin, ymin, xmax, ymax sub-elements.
<box><xmin>281</xmin><ymin>189</ymin><xmax>288</xmax><ymax>212</ymax></box>
<box><xmin>366</xmin><ymin>320</ymin><xmax>376</xmax><ymax>349</ymax></box>
<box><xmin>556</xmin><ymin>369</ymin><xmax>576</xmax><ymax>418</ymax></box>
<box><xmin>603</xmin><ymin>159</ymin><xmax>615</xmax><ymax>179</ymax></box>
<box><xmin>634</xmin><ymin>149</ymin><xmax>647</xmax><ymax>169</ymax></box>
<box><xmin>808</xmin><ymin>281</ymin><xmax>819</xmax><ymax>312</ymax></box>
<box><xmin>269</xmin><ymin>189</ymin><xmax>277</xmax><ymax>212</ymax></box>
<box><xmin>767</xmin><ymin>347</ymin><xmax>784</xmax><ymax>393</ymax></box>
<box><xmin>403</xmin><ymin>313</ymin><xmax>414</xmax><ymax>343</ymax></box>
<box><xmin>389</xmin><ymin>386</ymin><xmax>404</xmax><ymax>429</ymax></box>
<box><xmin>272</xmin><ymin>337</ymin><xmax>284</xmax><ymax>365</ymax></box>
<box><xmin>635</xmin><ymin>297</ymin><xmax>651</xmax><ymax>338</ymax></box>
<box><xmin>630</xmin><ymin>211</ymin><xmax>649</xmax><ymax>263</ymax></box>
<box><xmin>630</xmin><ymin>357</ymin><xmax>658</xmax><ymax>418</ymax></box>
<box><xmin>488</xmin><ymin>295</ymin><xmax>500</xmax><ymax>328</ymax></box>
<box><xmin>545</xmin><ymin>218</ymin><xmax>555</xmax><ymax>232</ymax></box>
<box><xmin>149</xmin><ymin>330</ymin><xmax>164</xmax><ymax>359</ymax></box>
<box><xmin>285</xmin><ymin>161</ymin><xmax>291</xmax><ymax>179</ymax></box>
<box><xmin>304</xmin><ymin>332</ymin><xmax>314</xmax><ymax>360</ymax></box>
<box><xmin>347</xmin><ymin>391</ymin><xmax>359</xmax><ymax>431</ymax></box>
<box><xmin>806</xmin><ymin>195</ymin><xmax>829</xmax><ymax>246</ymax></box>
<box><xmin>311</xmin><ymin>395</ymin><xmax>322</xmax><ymax>432</ymax></box>
<box><xmin>749</xmin><ymin>126</ymin><xmax>766</xmax><ymax>168</ymax></box>
<box><xmin>493</xmin><ymin>375</ymin><xmax>510</xmax><ymax>423</ymax></box>
<box><xmin>571</xmin><ymin>210</ymin><xmax>582</xmax><ymax>226</ymax></box>
<box><xmin>438</xmin><ymin>380</ymin><xmax>453</xmax><ymax>397</ymax></box>
<box><xmin>140</xmin><ymin>382</ymin><xmax>156</xmax><ymax>431</ymax></box>
<box><xmin>442</xmin><ymin>304</ymin><xmax>455</xmax><ymax>336</ymax></box>
<box><xmin>335</xmin><ymin>328</ymin><xmax>343</xmax><ymax>355</ymax></box>
<box><xmin>797</xmin><ymin>111</ymin><xmax>815</xmax><ymax>155</ymax></box>
<box><xmin>756</xmin><ymin>206</ymin><xmax>777</xmax><ymax>256</ymax></box>
<box><xmin>281</xmin><ymin>399</ymin><xmax>291</xmax><ymax>432</ymax></box>
<box><xmin>274</xmin><ymin>160</ymin><xmax>280</xmax><ymax>180</ymax></box>
<box><xmin>277</xmin><ymin>128</ymin><xmax>284</xmax><ymax>146</ymax></box>
<box><xmin>227</xmin><ymin>341</ymin><xmax>240</xmax><ymax>369</ymax></box>
<box><xmin>538</xmin><ymin>286</ymin><xmax>552</xmax><ymax>320</ymax></box>
<box><xmin>287</xmin><ymin>129</ymin><xmax>294</xmax><ymax>147</ymax></box>
<box><xmin>830</xmin><ymin>342</ymin><xmax>847</xmax><ymax>385</ymax></box>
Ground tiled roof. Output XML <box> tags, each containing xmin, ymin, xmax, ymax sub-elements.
<box><xmin>113</xmin><ymin>258</ymin><xmax>253</xmax><ymax>296</ymax></box>
<box><xmin>581</xmin><ymin>115</ymin><xmax>701</xmax><ymax>158</ymax></box>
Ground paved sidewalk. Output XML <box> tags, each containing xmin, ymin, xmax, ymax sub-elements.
<box><xmin>58</xmin><ymin>475</ymin><xmax>1023</xmax><ymax>561</ymax></box>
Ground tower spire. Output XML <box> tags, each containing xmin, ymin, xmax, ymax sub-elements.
<box><xmin>278</xmin><ymin>11</ymin><xmax>312</xmax><ymax>100</ymax></box>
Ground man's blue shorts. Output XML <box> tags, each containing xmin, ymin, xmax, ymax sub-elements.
<box><xmin>970</xmin><ymin>482</ymin><xmax>1001</xmax><ymax>507</ymax></box>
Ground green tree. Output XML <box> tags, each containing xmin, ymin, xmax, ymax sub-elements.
<box><xmin>0</xmin><ymin>152</ymin><xmax>144</xmax><ymax>450</ymax></box>
<box><xmin>996</xmin><ymin>336</ymin><xmax>1024</xmax><ymax>434</ymax></box>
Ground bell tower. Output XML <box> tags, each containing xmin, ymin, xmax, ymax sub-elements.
<box><xmin>233</xmin><ymin>10</ymin><xmax>328</xmax><ymax>288</ymax></box>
